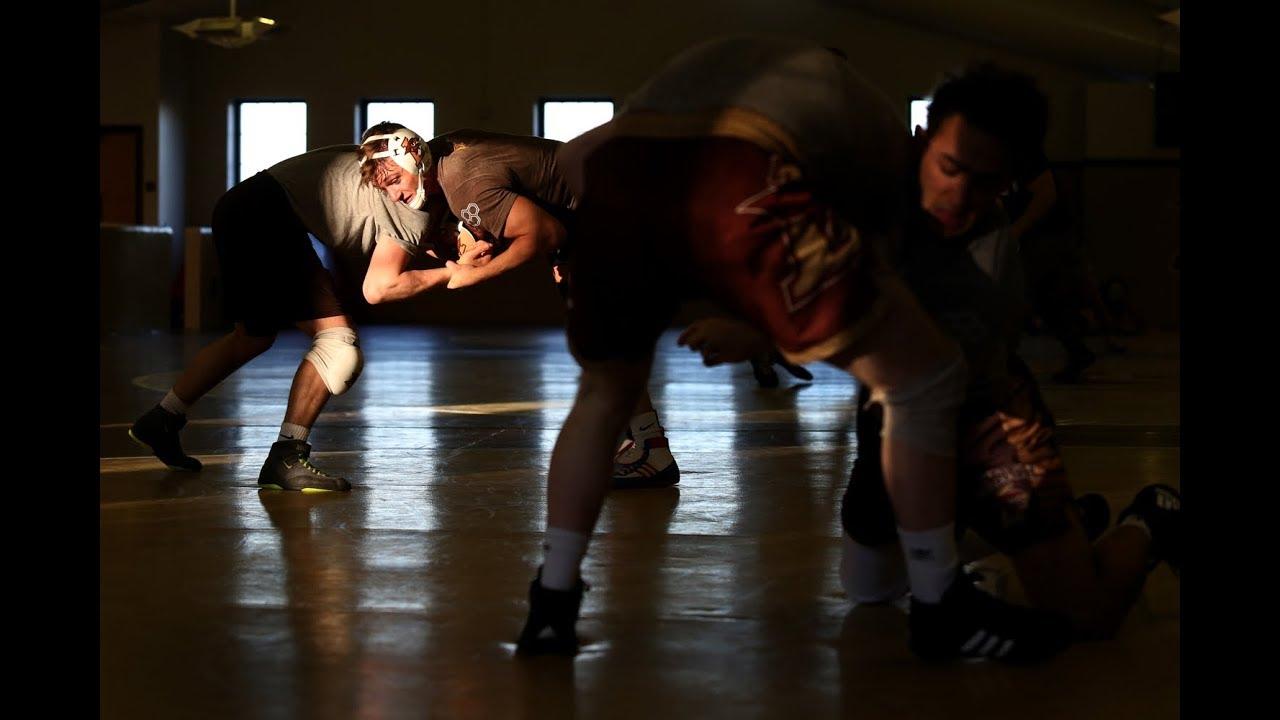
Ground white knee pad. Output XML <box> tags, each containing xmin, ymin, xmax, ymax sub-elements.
<box><xmin>868</xmin><ymin>352</ymin><xmax>967</xmax><ymax>457</ymax></box>
<box><xmin>305</xmin><ymin>327</ymin><xmax>364</xmax><ymax>395</ymax></box>
<box><xmin>840</xmin><ymin>535</ymin><xmax>908</xmax><ymax>605</ymax></box>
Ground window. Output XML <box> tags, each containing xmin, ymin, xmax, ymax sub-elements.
<box><xmin>359</xmin><ymin>100</ymin><xmax>435</xmax><ymax>142</ymax></box>
<box><xmin>234</xmin><ymin>100</ymin><xmax>307</xmax><ymax>184</ymax></box>
<box><xmin>910</xmin><ymin>98</ymin><xmax>932</xmax><ymax>133</ymax></box>
<box><xmin>535</xmin><ymin>99</ymin><xmax>614</xmax><ymax>142</ymax></box>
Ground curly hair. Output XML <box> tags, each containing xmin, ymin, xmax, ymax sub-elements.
<box><xmin>356</xmin><ymin>122</ymin><xmax>427</xmax><ymax>186</ymax></box>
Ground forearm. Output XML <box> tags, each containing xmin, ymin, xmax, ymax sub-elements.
<box><xmin>365</xmin><ymin>267</ymin><xmax>451</xmax><ymax>304</ymax></box>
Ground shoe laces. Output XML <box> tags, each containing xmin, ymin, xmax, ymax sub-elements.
<box><xmin>286</xmin><ymin>455</ymin><xmax>331</xmax><ymax>477</ymax></box>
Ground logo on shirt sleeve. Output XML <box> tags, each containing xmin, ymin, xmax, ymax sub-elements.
<box><xmin>461</xmin><ymin>202</ymin><xmax>482</xmax><ymax>227</ymax></box>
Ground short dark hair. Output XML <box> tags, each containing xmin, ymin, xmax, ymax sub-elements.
<box><xmin>926</xmin><ymin>63</ymin><xmax>1049</xmax><ymax>174</ymax></box>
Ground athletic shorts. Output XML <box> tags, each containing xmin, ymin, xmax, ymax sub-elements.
<box><xmin>211</xmin><ymin>172</ymin><xmax>344</xmax><ymax>336</ymax></box>
<box><xmin>842</xmin><ymin>355</ymin><xmax>1075</xmax><ymax>555</ymax></box>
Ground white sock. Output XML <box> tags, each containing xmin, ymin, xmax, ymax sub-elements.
<box><xmin>840</xmin><ymin>536</ymin><xmax>908</xmax><ymax>604</ymax></box>
<box><xmin>160</xmin><ymin>390</ymin><xmax>189</xmax><ymax>416</ymax></box>
<box><xmin>898</xmin><ymin>524</ymin><xmax>960</xmax><ymax>604</ymax></box>
<box><xmin>1118</xmin><ymin>514</ymin><xmax>1160</xmax><ymax>568</ymax></box>
<box><xmin>1120</xmin><ymin>514</ymin><xmax>1153</xmax><ymax>540</ymax></box>
<box><xmin>278</xmin><ymin>422</ymin><xmax>310</xmax><ymax>443</ymax></box>
<box><xmin>542</xmin><ymin>527</ymin><xmax>590</xmax><ymax>590</ymax></box>
<box><xmin>629</xmin><ymin>411</ymin><xmax>663</xmax><ymax>442</ymax></box>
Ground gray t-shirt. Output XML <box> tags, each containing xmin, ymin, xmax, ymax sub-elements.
<box><xmin>428</xmin><ymin>131</ymin><xmax>577</xmax><ymax>242</ymax></box>
<box><xmin>266</xmin><ymin>145</ymin><xmax>429</xmax><ymax>257</ymax></box>
<box><xmin>623</xmin><ymin>35</ymin><xmax>911</xmax><ymax>229</ymax></box>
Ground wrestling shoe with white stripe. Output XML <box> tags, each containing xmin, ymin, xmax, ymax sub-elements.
<box><xmin>909</xmin><ymin>573</ymin><xmax>1073</xmax><ymax>664</ymax></box>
